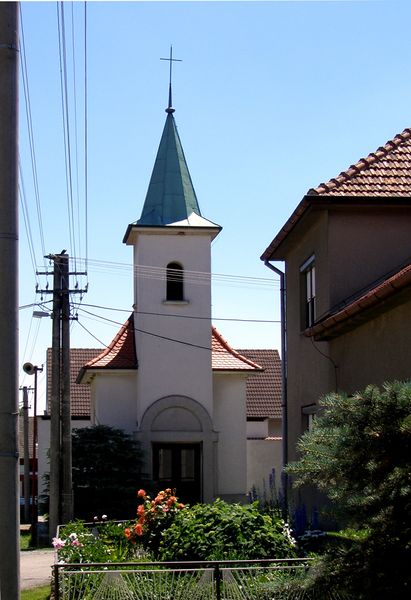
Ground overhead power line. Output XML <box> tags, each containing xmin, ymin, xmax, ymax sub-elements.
<box><xmin>75</xmin><ymin>308</ymin><xmax>277</xmax><ymax>356</ymax></box>
<box><xmin>35</xmin><ymin>256</ymin><xmax>280</xmax><ymax>289</ymax></box>
<box><xmin>19</xmin><ymin>5</ymin><xmax>46</xmax><ymax>263</ymax></box>
<box><xmin>75</xmin><ymin>303</ymin><xmax>280</xmax><ymax>324</ymax></box>
<box><xmin>84</xmin><ymin>0</ymin><xmax>89</xmax><ymax>276</ymax></box>
<box><xmin>18</xmin><ymin>165</ymin><xmax>38</xmax><ymax>280</ymax></box>
<box><xmin>57</xmin><ymin>1</ymin><xmax>78</xmax><ymax>270</ymax></box>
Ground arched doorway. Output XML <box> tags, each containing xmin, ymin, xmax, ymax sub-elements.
<box><xmin>137</xmin><ymin>395</ymin><xmax>218</xmax><ymax>503</ymax></box>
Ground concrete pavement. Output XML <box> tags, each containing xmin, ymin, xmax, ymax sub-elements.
<box><xmin>20</xmin><ymin>549</ymin><xmax>55</xmax><ymax>590</ymax></box>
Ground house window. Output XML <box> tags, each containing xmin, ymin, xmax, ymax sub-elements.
<box><xmin>166</xmin><ymin>262</ymin><xmax>184</xmax><ymax>301</ymax></box>
<box><xmin>302</xmin><ymin>403</ymin><xmax>317</xmax><ymax>432</ymax></box>
<box><xmin>300</xmin><ymin>255</ymin><xmax>316</xmax><ymax>329</ymax></box>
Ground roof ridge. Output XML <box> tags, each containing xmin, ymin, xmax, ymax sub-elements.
<box><xmin>309</xmin><ymin>127</ymin><xmax>411</xmax><ymax>196</ymax></box>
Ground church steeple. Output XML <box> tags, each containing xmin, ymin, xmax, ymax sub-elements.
<box><xmin>137</xmin><ymin>111</ymin><xmax>203</xmax><ymax>226</ymax></box>
<box><xmin>124</xmin><ymin>59</ymin><xmax>221</xmax><ymax>244</ymax></box>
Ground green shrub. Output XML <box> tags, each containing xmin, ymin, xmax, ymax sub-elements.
<box><xmin>55</xmin><ymin>519</ymin><xmax>137</xmax><ymax>563</ymax></box>
<box><xmin>156</xmin><ymin>499</ymin><xmax>297</xmax><ymax>561</ymax></box>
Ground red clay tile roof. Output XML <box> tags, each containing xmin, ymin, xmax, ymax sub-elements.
<box><xmin>237</xmin><ymin>349</ymin><xmax>281</xmax><ymax>419</ymax></box>
<box><xmin>78</xmin><ymin>318</ymin><xmax>260</xmax><ymax>376</ymax></box>
<box><xmin>310</xmin><ymin>128</ymin><xmax>411</xmax><ymax>197</ymax></box>
<box><xmin>47</xmin><ymin>347</ymin><xmax>101</xmax><ymax>416</ymax></box>
<box><xmin>261</xmin><ymin>127</ymin><xmax>411</xmax><ymax>261</ymax></box>
<box><xmin>59</xmin><ymin>321</ymin><xmax>263</xmax><ymax>416</ymax></box>
<box><xmin>305</xmin><ymin>261</ymin><xmax>411</xmax><ymax>340</ymax></box>
<box><xmin>81</xmin><ymin>314</ymin><xmax>137</xmax><ymax>372</ymax></box>
<box><xmin>212</xmin><ymin>327</ymin><xmax>263</xmax><ymax>371</ymax></box>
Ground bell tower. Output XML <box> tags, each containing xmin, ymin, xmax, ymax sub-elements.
<box><xmin>123</xmin><ymin>95</ymin><xmax>221</xmax><ymax>427</ymax></box>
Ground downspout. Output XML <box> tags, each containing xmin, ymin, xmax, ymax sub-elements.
<box><xmin>264</xmin><ymin>260</ymin><xmax>288</xmax><ymax>517</ymax></box>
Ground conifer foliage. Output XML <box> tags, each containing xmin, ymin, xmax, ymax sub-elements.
<box><xmin>287</xmin><ymin>381</ymin><xmax>411</xmax><ymax>598</ymax></box>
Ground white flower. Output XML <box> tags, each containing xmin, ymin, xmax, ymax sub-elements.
<box><xmin>69</xmin><ymin>532</ymin><xmax>78</xmax><ymax>541</ymax></box>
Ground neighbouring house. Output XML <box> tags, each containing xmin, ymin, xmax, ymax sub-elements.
<box><xmin>261</xmin><ymin>126</ymin><xmax>411</xmax><ymax>514</ymax></box>
<box><xmin>38</xmin><ymin>97</ymin><xmax>282</xmax><ymax>507</ymax></box>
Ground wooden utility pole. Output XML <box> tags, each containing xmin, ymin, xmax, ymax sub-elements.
<box><xmin>60</xmin><ymin>253</ymin><xmax>73</xmax><ymax>523</ymax></box>
<box><xmin>38</xmin><ymin>252</ymin><xmax>86</xmax><ymax>538</ymax></box>
<box><xmin>48</xmin><ymin>254</ymin><xmax>63</xmax><ymax>540</ymax></box>
<box><xmin>0</xmin><ymin>2</ymin><xmax>19</xmax><ymax>598</ymax></box>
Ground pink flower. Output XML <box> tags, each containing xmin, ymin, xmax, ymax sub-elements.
<box><xmin>137</xmin><ymin>489</ymin><xmax>146</xmax><ymax>498</ymax></box>
<box><xmin>71</xmin><ymin>539</ymin><xmax>83</xmax><ymax>547</ymax></box>
<box><xmin>52</xmin><ymin>537</ymin><xmax>66</xmax><ymax>549</ymax></box>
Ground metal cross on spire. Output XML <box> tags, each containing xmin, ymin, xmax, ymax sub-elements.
<box><xmin>160</xmin><ymin>45</ymin><xmax>182</xmax><ymax>113</ymax></box>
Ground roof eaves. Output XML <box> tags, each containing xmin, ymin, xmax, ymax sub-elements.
<box><xmin>305</xmin><ymin>262</ymin><xmax>411</xmax><ymax>340</ymax></box>
<box><xmin>76</xmin><ymin>315</ymin><xmax>137</xmax><ymax>383</ymax></box>
<box><xmin>261</xmin><ymin>127</ymin><xmax>411</xmax><ymax>261</ymax></box>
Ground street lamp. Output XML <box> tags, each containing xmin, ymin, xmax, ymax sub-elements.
<box><xmin>22</xmin><ymin>362</ymin><xmax>43</xmax><ymax>545</ymax></box>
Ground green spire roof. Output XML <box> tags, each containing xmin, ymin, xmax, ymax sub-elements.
<box><xmin>138</xmin><ymin>112</ymin><xmax>202</xmax><ymax>226</ymax></box>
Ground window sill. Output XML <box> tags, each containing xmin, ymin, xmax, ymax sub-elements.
<box><xmin>162</xmin><ymin>300</ymin><xmax>189</xmax><ymax>306</ymax></box>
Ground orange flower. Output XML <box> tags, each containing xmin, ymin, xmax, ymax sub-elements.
<box><xmin>178</xmin><ymin>503</ymin><xmax>185</xmax><ymax>509</ymax></box>
<box><xmin>166</xmin><ymin>496</ymin><xmax>176</xmax><ymax>507</ymax></box>
<box><xmin>137</xmin><ymin>489</ymin><xmax>146</xmax><ymax>498</ymax></box>
<box><xmin>137</xmin><ymin>504</ymin><xmax>145</xmax><ymax>516</ymax></box>
<box><xmin>124</xmin><ymin>528</ymin><xmax>131</xmax><ymax>539</ymax></box>
<box><xmin>134</xmin><ymin>523</ymin><xmax>143</xmax><ymax>536</ymax></box>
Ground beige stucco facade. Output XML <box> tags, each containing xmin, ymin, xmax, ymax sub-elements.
<box><xmin>266</xmin><ymin>203</ymin><xmax>411</xmax><ymax>464</ymax></box>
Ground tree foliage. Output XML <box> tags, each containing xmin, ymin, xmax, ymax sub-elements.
<box><xmin>287</xmin><ymin>381</ymin><xmax>411</xmax><ymax>598</ymax></box>
<box><xmin>72</xmin><ymin>425</ymin><xmax>145</xmax><ymax>520</ymax></box>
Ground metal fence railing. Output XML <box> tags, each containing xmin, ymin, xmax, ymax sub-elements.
<box><xmin>53</xmin><ymin>558</ymin><xmax>318</xmax><ymax>600</ymax></box>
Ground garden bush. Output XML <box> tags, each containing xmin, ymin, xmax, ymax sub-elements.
<box><xmin>124</xmin><ymin>488</ymin><xmax>185</xmax><ymax>557</ymax></box>
<box><xmin>154</xmin><ymin>498</ymin><xmax>296</xmax><ymax>561</ymax></box>
<box><xmin>55</xmin><ymin>518</ymin><xmax>137</xmax><ymax>563</ymax></box>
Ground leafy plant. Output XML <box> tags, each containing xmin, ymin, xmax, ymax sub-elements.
<box><xmin>124</xmin><ymin>488</ymin><xmax>186</xmax><ymax>555</ymax></box>
<box><xmin>55</xmin><ymin>519</ymin><xmax>137</xmax><ymax>563</ymax></box>
<box><xmin>156</xmin><ymin>498</ymin><xmax>297</xmax><ymax>561</ymax></box>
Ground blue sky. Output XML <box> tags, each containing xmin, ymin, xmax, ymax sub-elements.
<box><xmin>19</xmin><ymin>0</ymin><xmax>411</xmax><ymax>410</ymax></box>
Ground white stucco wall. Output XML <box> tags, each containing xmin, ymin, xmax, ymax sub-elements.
<box><xmin>247</xmin><ymin>438</ymin><xmax>282</xmax><ymax>500</ymax></box>
<box><xmin>91</xmin><ymin>372</ymin><xmax>137</xmax><ymax>433</ymax></box>
<box><xmin>132</xmin><ymin>231</ymin><xmax>214</xmax><ymax>421</ymax></box>
<box><xmin>213</xmin><ymin>374</ymin><xmax>247</xmax><ymax>500</ymax></box>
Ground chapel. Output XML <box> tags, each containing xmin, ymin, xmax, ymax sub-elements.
<box><xmin>75</xmin><ymin>95</ymin><xmax>264</xmax><ymax>503</ymax></box>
